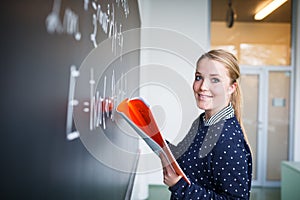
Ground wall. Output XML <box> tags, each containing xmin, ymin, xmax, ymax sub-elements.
<box><xmin>211</xmin><ymin>22</ymin><xmax>291</xmax><ymax>65</ymax></box>
<box><xmin>133</xmin><ymin>0</ymin><xmax>210</xmax><ymax>198</ymax></box>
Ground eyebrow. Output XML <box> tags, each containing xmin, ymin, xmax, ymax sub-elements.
<box><xmin>195</xmin><ymin>71</ymin><xmax>221</xmax><ymax>77</ymax></box>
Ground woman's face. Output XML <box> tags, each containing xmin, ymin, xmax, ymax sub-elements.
<box><xmin>193</xmin><ymin>57</ymin><xmax>236</xmax><ymax>118</ymax></box>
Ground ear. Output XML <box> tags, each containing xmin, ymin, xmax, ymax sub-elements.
<box><xmin>228</xmin><ymin>81</ymin><xmax>237</xmax><ymax>95</ymax></box>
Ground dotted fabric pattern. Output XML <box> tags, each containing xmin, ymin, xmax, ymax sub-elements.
<box><xmin>168</xmin><ymin>113</ymin><xmax>252</xmax><ymax>200</ymax></box>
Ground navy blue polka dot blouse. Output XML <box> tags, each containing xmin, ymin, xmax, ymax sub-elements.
<box><xmin>167</xmin><ymin>105</ymin><xmax>252</xmax><ymax>200</ymax></box>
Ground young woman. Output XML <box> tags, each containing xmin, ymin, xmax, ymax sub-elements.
<box><xmin>160</xmin><ymin>49</ymin><xmax>252</xmax><ymax>199</ymax></box>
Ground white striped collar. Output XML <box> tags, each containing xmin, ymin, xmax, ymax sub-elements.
<box><xmin>203</xmin><ymin>103</ymin><xmax>234</xmax><ymax>126</ymax></box>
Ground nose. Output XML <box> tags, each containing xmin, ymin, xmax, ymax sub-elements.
<box><xmin>193</xmin><ymin>78</ymin><xmax>209</xmax><ymax>92</ymax></box>
<box><xmin>199</xmin><ymin>78</ymin><xmax>209</xmax><ymax>91</ymax></box>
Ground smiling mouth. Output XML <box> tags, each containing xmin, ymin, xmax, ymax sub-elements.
<box><xmin>197</xmin><ymin>93</ymin><xmax>213</xmax><ymax>100</ymax></box>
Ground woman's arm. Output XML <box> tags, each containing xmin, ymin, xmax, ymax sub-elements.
<box><xmin>160</xmin><ymin>152</ymin><xmax>232</xmax><ymax>199</ymax></box>
<box><xmin>161</xmin><ymin>136</ymin><xmax>252</xmax><ymax>199</ymax></box>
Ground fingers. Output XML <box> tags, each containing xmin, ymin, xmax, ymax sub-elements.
<box><xmin>159</xmin><ymin>153</ymin><xmax>170</xmax><ymax>177</ymax></box>
<box><xmin>163</xmin><ymin>166</ymin><xmax>167</xmax><ymax>176</ymax></box>
<box><xmin>159</xmin><ymin>152</ymin><xmax>182</xmax><ymax>187</ymax></box>
<box><xmin>159</xmin><ymin>152</ymin><xmax>170</xmax><ymax>167</ymax></box>
<box><xmin>159</xmin><ymin>153</ymin><xmax>174</xmax><ymax>175</ymax></box>
<box><xmin>159</xmin><ymin>152</ymin><xmax>166</xmax><ymax>162</ymax></box>
<box><xmin>163</xmin><ymin>166</ymin><xmax>182</xmax><ymax>187</ymax></box>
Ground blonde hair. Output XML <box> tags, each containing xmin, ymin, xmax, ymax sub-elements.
<box><xmin>197</xmin><ymin>49</ymin><xmax>250</xmax><ymax>145</ymax></box>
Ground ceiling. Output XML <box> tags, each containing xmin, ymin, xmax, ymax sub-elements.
<box><xmin>211</xmin><ymin>0</ymin><xmax>292</xmax><ymax>23</ymax></box>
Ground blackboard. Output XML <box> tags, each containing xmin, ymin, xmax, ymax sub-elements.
<box><xmin>0</xmin><ymin>0</ymin><xmax>141</xmax><ymax>199</ymax></box>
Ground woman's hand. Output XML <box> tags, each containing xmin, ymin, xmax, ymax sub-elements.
<box><xmin>159</xmin><ymin>153</ymin><xmax>182</xmax><ymax>187</ymax></box>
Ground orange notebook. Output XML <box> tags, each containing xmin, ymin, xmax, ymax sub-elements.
<box><xmin>116</xmin><ymin>97</ymin><xmax>190</xmax><ymax>185</ymax></box>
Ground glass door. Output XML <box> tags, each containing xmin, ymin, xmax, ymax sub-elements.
<box><xmin>240</xmin><ymin>68</ymin><xmax>291</xmax><ymax>187</ymax></box>
<box><xmin>266</xmin><ymin>71</ymin><xmax>291</xmax><ymax>185</ymax></box>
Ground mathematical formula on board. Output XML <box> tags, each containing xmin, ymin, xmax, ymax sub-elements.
<box><xmin>66</xmin><ymin>65</ymin><xmax>129</xmax><ymax>141</ymax></box>
<box><xmin>45</xmin><ymin>0</ymin><xmax>132</xmax><ymax>141</ymax></box>
<box><xmin>46</xmin><ymin>0</ymin><xmax>128</xmax><ymax>51</ymax></box>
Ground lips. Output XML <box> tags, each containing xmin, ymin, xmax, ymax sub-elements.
<box><xmin>196</xmin><ymin>93</ymin><xmax>213</xmax><ymax>100</ymax></box>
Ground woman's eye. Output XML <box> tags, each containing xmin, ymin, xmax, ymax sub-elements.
<box><xmin>211</xmin><ymin>78</ymin><xmax>220</xmax><ymax>83</ymax></box>
<box><xmin>195</xmin><ymin>75</ymin><xmax>202</xmax><ymax>81</ymax></box>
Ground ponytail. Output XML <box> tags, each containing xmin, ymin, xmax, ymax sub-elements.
<box><xmin>231</xmin><ymin>80</ymin><xmax>250</xmax><ymax>145</ymax></box>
